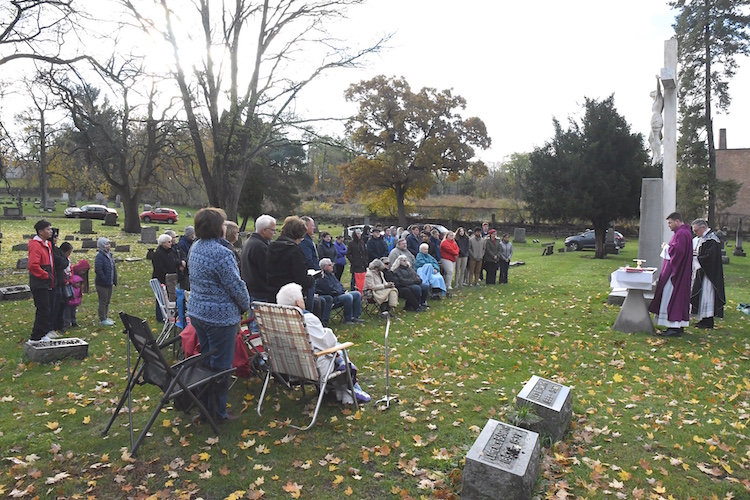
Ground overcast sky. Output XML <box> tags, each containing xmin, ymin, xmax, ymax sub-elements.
<box><xmin>294</xmin><ymin>0</ymin><xmax>750</xmax><ymax>163</ymax></box>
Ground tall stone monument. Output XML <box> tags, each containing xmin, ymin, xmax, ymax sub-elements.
<box><xmin>661</xmin><ymin>39</ymin><xmax>678</xmax><ymax>245</ymax></box>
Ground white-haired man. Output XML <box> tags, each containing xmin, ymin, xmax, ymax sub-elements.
<box><xmin>240</xmin><ymin>214</ymin><xmax>277</xmax><ymax>302</ymax></box>
<box><xmin>316</xmin><ymin>258</ymin><xmax>365</xmax><ymax>324</ymax></box>
<box><xmin>276</xmin><ymin>283</ymin><xmax>370</xmax><ymax>403</ymax></box>
<box><xmin>690</xmin><ymin>218</ymin><xmax>725</xmax><ymax>329</ymax></box>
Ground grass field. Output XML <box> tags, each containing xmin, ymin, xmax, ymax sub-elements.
<box><xmin>0</xmin><ymin>211</ymin><xmax>749</xmax><ymax>499</ymax></box>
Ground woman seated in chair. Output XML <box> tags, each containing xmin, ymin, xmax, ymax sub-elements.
<box><xmin>276</xmin><ymin>283</ymin><xmax>370</xmax><ymax>403</ymax></box>
<box><xmin>390</xmin><ymin>255</ymin><xmax>429</xmax><ymax>309</ymax></box>
<box><xmin>364</xmin><ymin>258</ymin><xmax>399</xmax><ymax>316</ymax></box>
<box><xmin>381</xmin><ymin>257</ymin><xmax>423</xmax><ymax>312</ymax></box>
<box><xmin>415</xmin><ymin>243</ymin><xmax>447</xmax><ymax>298</ymax></box>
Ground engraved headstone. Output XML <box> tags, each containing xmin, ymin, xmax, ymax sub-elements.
<box><xmin>516</xmin><ymin>375</ymin><xmax>572</xmax><ymax>443</ymax></box>
<box><xmin>12</xmin><ymin>243</ymin><xmax>28</xmax><ymax>251</ymax></box>
<box><xmin>462</xmin><ymin>419</ymin><xmax>540</xmax><ymax>500</ymax></box>
<box><xmin>513</xmin><ymin>228</ymin><xmax>526</xmax><ymax>244</ymax></box>
<box><xmin>23</xmin><ymin>338</ymin><xmax>89</xmax><ymax>363</ymax></box>
<box><xmin>81</xmin><ymin>240</ymin><xmax>98</xmax><ymax>249</ymax></box>
<box><xmin>62</xmin><ymin>192</ymin><xmax>69</xmax><ymax>201</ymax></box>
<box><xmin>115</xmin><ymin>244</ymin><xmax>130</xmax><ymax>252</ymax></box>
<box><xmin>103</xmin><ymin>212</ymin><xmax>118</xmax><ymax>226</ymax></box>
<box><xmin>0</xmin><ymin>284</ymin><xmax>32</xmax><ymax>300</ymax></box>
<box><xmin>143</xmin><ymin>203</ymin><xmax>152</xmax><ymax>212</ymax></box>
<box><xmin>80</xmin><ymin>219</ymin><xmax>94</xmax><ymax>234</ymax></box>
<box><xmin>95</xmin><ymin>192</ymin><xmax>104</xmax><ymax>203</ymax></box>
<box><xmin>733</xmin><ymin>218</ymin><xmax>746</xmax><ymax>257</ymax></box>
<box><xmin>140</xmin><ymin>226</ymin><xmax>157</xmax><ymax>244</ymax></box>
<box><xmin>16</xmin><ymin>258</ymin><xmax>28</xmax><ymax>269</ymax></box>
<box><xmin>64</xmin><ymin>235</ymin><xmax>74</xmax><ymax>241</ymax></box>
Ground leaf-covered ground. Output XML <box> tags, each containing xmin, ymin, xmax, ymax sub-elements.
<box><xmin>0</xmin><ymin>216</ymin><xmax>748</xmax><ymax>499</ymax></box>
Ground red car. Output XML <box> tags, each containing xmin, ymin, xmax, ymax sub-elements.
<box><xmin>140</xmin><ymin>208</ymin><xmax>179</xmax><ymax>224</ymax></box>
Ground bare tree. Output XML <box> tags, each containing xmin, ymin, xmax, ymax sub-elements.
<box><xmin>120</xmin><ymin>0</ymin><xmax>389</xmax><ymax>220</ymax></box>
<box><xmin>15</xmin><ymin>72</ymin><xmax>64</xmax><ymax>208</ymax></box>
<box><xmin>46</xmin><ymin>61</ymin><xmax>182</xmax><ymax>232</ymax></box>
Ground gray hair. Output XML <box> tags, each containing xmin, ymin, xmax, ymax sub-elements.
<box><xmin>165</xmin><ymin>229</ymin><xmax>177</xmax><ymax>237</ymax></box>
<box><xmin>255</xmin><ymin>214</ymin><xmax>276</xmax><ymax>232</ymax></box>
<box><xmin>276</xmin><ymin>282</ymin><xmax>304</xmax><ymax>307</ymax></box>
<box><xmin>691</xmin><ymin>218</ymin><xmax>708</xmax><ymax>228</ymax></box>
<box><xmin>369</xmin><ymin>258</ymin><xmax>385</xmax><ymax>271</ymax></box>
<box><xmin>158</xmin><ymin>233</ymin><xmax>172</xmax><ymax>245</ymax></box>
<box><xmin>319</xmin><ymin>257</ymin><xmax>333</xmax><ymax>269</ymax></box>
<box><xmin>391</xmin><ymin>255</ymin><xmax>408</xmax><ymax>270</ymax></box>
<box><xmin>419</xmin><ymin>243</ymin><xmax>429</xmax><ymax>253</ymax></box>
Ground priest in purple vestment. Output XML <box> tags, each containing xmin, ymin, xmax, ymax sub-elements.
<box><xmin>648</xmin><ymin>212</ymin><xmax>692</xmax><ymax>337</ymax></box>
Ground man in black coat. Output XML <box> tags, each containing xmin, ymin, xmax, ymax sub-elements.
<box><xmin>240</xmin><ymin>214</ymin><xmax>277</xmax><ymax>302</ymax></box>
<box><xmin>366</xmin><ymin>227</ymin><xmax>388</xmax><ymax>262</ymax></box>
<box><xmin>690</xmin><ymin>218</ymin><xmax>725</xmax><ymax>329</ymax></box>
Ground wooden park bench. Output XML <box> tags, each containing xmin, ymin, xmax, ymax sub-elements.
<box><xmin>541</xmin><ymin>242</ymin><xmax>554</xmax><ymax>256</ymax></box>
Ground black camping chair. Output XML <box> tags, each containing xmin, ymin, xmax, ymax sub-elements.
<box><xmin>102</xmin><ymin>312</ymin><xmax>236</xmax><ymax>455</ymax></box>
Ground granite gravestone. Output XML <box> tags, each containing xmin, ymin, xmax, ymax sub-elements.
<box><xmin>516</xmin><ymin>375</ymin><xmax>572</xmax><ymax>443</ymax></box>
<box><xmin>0</xmin><ymin>285</ymin><xmax>32</xmax><ymax>300</ymax></box>
<box><xmin>462</xmin><ymin>419</ymin><xmax>540</xmax><ymax>500</ymax></box>
<box><xmin>24</xmin><ymin>338</ymin><xmax>89</xmax><ymax>363</ymax></box>
<box><xmin>140</xmin><ymin>226</ymin><xmax>157</xmax><ymax>244</ymax></box>
<box><xmin>513</xmin><ymin>228</ymin><xmax>526</xmax><ymax>244</ymax></box>
<box><xmin>80</xmin><ymin>219</ymin><xmax>94</xmax><ymax>234</ymax></box>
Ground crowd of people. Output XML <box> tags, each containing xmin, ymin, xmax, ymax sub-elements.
<box><xmin>25</xmin><ymin>211</ymin><xmax>726</xmax><ymax>420</ymax></box>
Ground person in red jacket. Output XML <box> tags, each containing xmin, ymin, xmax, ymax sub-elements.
<box><xmin>439</xmin><ymin>231</ymin><xmax>459</xmax><ymax>291</ymax></box>
<box><xmin>28</xmin><ymin>219</ymin><xmax>55</xmax><ymax>342</ymax></box>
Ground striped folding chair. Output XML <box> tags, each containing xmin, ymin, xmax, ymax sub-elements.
<box><xmin>252</xmin><ymin>301</ymin><xmax>358</xmax><ymax>430</ymax></box>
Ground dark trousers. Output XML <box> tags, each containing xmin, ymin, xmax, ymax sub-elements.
<box><xmin>50</xmin><ymin>285</ymin><xmax>65</xmax><ymax>331</ymax></box>
<box><xmin>484</xmin><ymin>261</ymin><xmax>498</xmax><ymax>284</ymax></box>
<box><xmin>31</xmin><ymin>287</ymin><xmax>54</xmax><ymax>340</ymax></box>
<box><xmin>498</xmin><ymin>260</ymin><xmax>510</xmax><ymax>284</ymax></box>
<box><xmin>397</xmin><ymin>286</ymin><xmax>420</xmax><ymax>310</ymax></box>
<box><xmin>334</xmin><ymin>263</ymin><xmax>345</xmax><ymax>281</ymax></box>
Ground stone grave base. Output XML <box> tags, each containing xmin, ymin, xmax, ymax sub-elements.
<box><xmin>462</xmin><ymin>419</ymin><xmax>540</xmax><ymax>500</ymax></box>
<box><xmin>24</xmin><ymin>338</ymin><xmax>89</xmax><ymax>363</ymax></box>
<box><xmin>516</xmin><ymin>376</ymin><xmax>572</xmax><ymax>443</ymax></box>
<box><xmin>0</xmin><ymin>285</ymin><xmax>31</xmax><ymax>300</ymax></box>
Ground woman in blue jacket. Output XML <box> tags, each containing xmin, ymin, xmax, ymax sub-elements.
<box><xmin>95</xmin><ymin>237</ymin><xmax>118</xmax><ymax>326</ymax></box>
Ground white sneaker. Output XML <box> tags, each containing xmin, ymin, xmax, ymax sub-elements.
<box><xmin>100</xmin><ymin>318</ymin><xmax>115</xmax><ymax>326</ymax></box>
<box><xmin>46</xmin><ymin>330</ymin><xmax>60</xmax><ymax>339</ymax></box>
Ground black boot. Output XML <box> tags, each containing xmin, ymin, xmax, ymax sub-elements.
<box><xmin>660</xmin><ymin>327</ymin><xmax>684</xmax><ymax>337</ymax></box>
<box><xmin>695</xmin><ymin>317</ymin><xmax>714</xmax><ymax>329</ymax></box>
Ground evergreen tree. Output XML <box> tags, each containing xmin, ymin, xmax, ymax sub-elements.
<box><xmin>671</xmin><ymin>0</ymin><xmax>750</xmax><ymax>224</ymax></box>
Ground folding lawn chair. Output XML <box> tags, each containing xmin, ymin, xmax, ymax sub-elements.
<box><xmin>102</xmin><ymin>312</ymin><xmax>236</xmax><ymax>456</ymax></box>
<box><xmin>150</xmin><ymin>278</ymin><xmax>177</xmax><ymax>345</ymax></box>
<box><xmin>252</xmin><ymin>301</ymin><xmax>358</xmax><ymax>431</ymax></box>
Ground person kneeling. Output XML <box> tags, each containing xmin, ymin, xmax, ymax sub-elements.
<box><xmin>276</xmin><ymin>283</ymin><xmax>370</xmax><ymax>403</ymax></box>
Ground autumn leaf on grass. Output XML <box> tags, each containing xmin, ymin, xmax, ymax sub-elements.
<box><xmin>45</xmin><ymin>472</ymin><xmax>70</xmax><ymax>484</ymax></box>
<box><xmin>247</xmin><ymin>489</ymin><xmax>265</xmax><ymax>500</ymax></box>
<box><xmin>82</xmin><ymin>415</ymin><xmax>91</xmax><ymax>425</ymax></box>
<box><xmin>413</xmin><ymin>435</ymin><xmax>427</xmax><ymax>447</ymax></box>
<box><xmin>612</xmin><ymin>373</ymin><xmax>624</xmax><ymax>383</ymax></box>
<box><xmin>282</xmin><ymin>481</ymin><xmax>302</xmax><ymax>498</ymax></box>
<box><xmin>45</xmin><ymin>421</ymin><xmax>59</xmax><ymax>430</ymax></box>
<box><xmin>432</xmin><ymin>448</ymin><xmax>452</xmax><ymax>460</ymax></box>
<box><xmin>697</xmin><ymin>462</ymin><xmax>724</xmax><ymax>477</ymax></box>
<box><xmin>332</xmin><ymin>475</ymin><xmax>344</xmax><ymax>485</ymax></box>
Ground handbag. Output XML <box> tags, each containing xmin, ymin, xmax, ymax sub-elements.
<box><xmin>63</xmin><ymin>283</ymin><xmax>75</xmax><ymax>299</ymax></box>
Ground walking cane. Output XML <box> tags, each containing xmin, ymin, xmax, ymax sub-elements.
<box><xmin>376</xmin><ymin>312</ymin><xmax>398</xmax><ymax>408</ymax></box>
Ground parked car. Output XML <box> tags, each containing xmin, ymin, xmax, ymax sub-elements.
<box><xmin>140</xmin><ymin>208</ymin><xmax>179</xmax><ymax>224</ymax></box>
<box><xmin>64</xmin><ymin>204</ymin><xmax>118</xmax><ymax>220</ymax></box>
<box><xmin>406</xmin><ymin>223</ymin><xmax>449</xmax><ymax>237</ymax></box>
<box><xmin>564</xmin><ymin>229</ymin><xmax>625</xmax><ymax>251</ymax></box>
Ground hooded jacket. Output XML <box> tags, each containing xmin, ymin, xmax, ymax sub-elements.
<box><xmin>266</xmin><ymin>235</ymin><xmax>314</xmax><ymax>297</ymax></box>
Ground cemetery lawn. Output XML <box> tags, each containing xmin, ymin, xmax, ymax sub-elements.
<box><xmin>0</xmin><ymin>216</ymin><xmax>749</xmax><ymax>499</ymax></box>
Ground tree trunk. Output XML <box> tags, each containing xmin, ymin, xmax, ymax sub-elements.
<box><xmin>122</xmin><ymin>196</ymin><xmax>141</xmax><ymax>234</ymax></box>
<box><xmin>395</xmin><ymin>184</ymin><xmax>407</xmax><ymax>227</ymax></box>
<box><xmin>594</xmin><ymin>226</ymin><xmax>607</xmax><ymax>259</ymax></box>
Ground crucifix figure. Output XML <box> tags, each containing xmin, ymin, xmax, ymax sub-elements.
<box><xmin>649</xmin><ymin>75</ymin><xmax>664</xmax><ymax>165</ymax></box>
